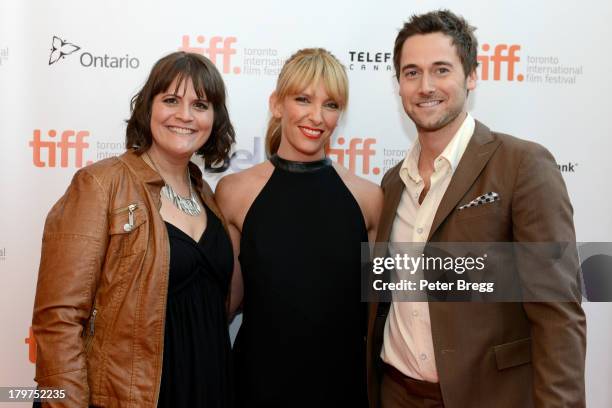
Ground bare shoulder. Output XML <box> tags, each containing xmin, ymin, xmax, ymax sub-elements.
<box><xmin>332</xmin><ymin>163</ymin><xmax>383</xmax><ymax>227</ymax></box>
<box><xmin>215</xmin><ymin>161</ymin><xmax>274</xmax><ymax>230</ymax></box>
<box><xmin>333</xmin><ymin>162</ymin><xmax>382</xmax><ymax>198</ymax></box>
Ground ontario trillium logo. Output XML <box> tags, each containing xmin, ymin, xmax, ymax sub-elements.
<box><xmin>48</xmin><ymin>36</ymin><xmax>80</xmax><ymax>65</ymax></box>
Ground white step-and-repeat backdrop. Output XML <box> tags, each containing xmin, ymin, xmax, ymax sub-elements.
<box><xmin>1</xmin><ymin>0</ymin><xmax>610</xmax><ymax>406</ymax></box>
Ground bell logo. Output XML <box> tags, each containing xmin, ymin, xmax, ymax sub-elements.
<box><xmin>29</xmin><ymin>129</ymin><xmax>92</xmax><ymax>168</ymax></box>
<box><xmin>327</xmin><ymin>137</ymin><xmax>379</xmax><ymax>175</ymax></box>
<box><xmin>205</xmin><ymin>137</ymin><xmax>263</xmax><ymax>173</ymax></box>
<box><xmin>179</xmin><ymin>35</ymin><xmax>240</xmax><ymax>74</ymax></box>
<box><xmin>477</xmin><ymin>44</ymin><xmax>524</xmax><ymax>81</ymax></box>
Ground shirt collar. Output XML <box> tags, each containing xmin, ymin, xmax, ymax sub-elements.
<box><xmin>400</xmin><ymin>113</ymin><xmax>475</xmax><ymax>185</ymax></box>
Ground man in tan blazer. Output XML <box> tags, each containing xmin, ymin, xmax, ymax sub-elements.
<box><xmin>366</xmin><ymin>10</ymin><xmax>586</xmax><ymax>408</ymax></box>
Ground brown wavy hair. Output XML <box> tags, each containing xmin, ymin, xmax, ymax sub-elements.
<box><xmin>126</xmin><ymin>51</ymin><xmax>235</xmax><ymax>165</ymax></box>
<box><xmin>265</xmin><ymin>48</ymin><xmax>348</xmax><ymax>157</ymax></box>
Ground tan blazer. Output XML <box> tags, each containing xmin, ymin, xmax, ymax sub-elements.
<box><xmin>366</xmin><ymin>121</ymin><xmax>586</xmax><ymax>408</ymax></box>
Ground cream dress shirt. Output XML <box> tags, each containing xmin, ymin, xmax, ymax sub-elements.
<box><xmin>381</xmin><ymin>114</ymin><xmax>475</xmax><ymax>382</ymax></box>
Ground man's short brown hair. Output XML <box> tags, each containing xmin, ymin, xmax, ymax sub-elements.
<box><xmin>393</xmin><ymin>10</ymin><xmax>478</xmax><ymax>80</ymax></box>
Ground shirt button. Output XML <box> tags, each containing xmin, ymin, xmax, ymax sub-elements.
<box><xmin>420</xmin><ymin>353</ymin><xmax>427</xmax><ymax>360</ymax></box>
<box><xmin>417</xmin><ymin>227</ymin><xmax>424</xmax><ymax>234</ymax></box>
<box><xmin>412</xmin><ymin>310</ymin><xmax>419</xmax><ymax>317</ymax></box>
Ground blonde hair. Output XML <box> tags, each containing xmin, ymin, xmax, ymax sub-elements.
<box><xmin>265</xmin><ymin>48</ymin><xmax>349</xmax><ymax>157</ymax></box>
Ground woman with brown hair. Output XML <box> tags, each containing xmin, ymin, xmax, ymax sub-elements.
<box><xmin>217</xmin><ymin>48</ymin><xmax>382</xmax><ymax>407</ymax></box>
<box><xmin>32</xmin><ymin>51</ymin><xmax>235</xmax><ymax>407</ymax></box>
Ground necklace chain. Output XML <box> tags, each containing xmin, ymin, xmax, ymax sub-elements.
<box><xmin>145</xmin><ymin>152</ymin><xmax>202</xmax><ymax>216</ymax></box>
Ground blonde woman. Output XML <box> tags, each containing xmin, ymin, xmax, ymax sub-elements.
<box><xmin>217</xmin><ymin>48</ymin><xmax>382</xmax><ymax>407</ymax></box>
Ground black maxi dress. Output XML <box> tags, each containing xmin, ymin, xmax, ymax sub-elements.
<box><xmin>233</xmin><ymin>155</ymin><xmax>369</xmax><ymax>407</ymax></box>
<box><xmin>158</xmin><ymin>204</ymin><xmax>233</xmax><ymax>407</ymax></box>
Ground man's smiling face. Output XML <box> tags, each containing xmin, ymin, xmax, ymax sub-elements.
<box><xmin>398</xmin><ymin>32</ymin><xmax>476</xmax><ymax>133</ymax></box>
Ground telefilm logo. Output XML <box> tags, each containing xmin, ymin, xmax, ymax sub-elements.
<box><xmin>347</xmin><ymin>51</ymin><xmax>393</xmax><ymax>72</ymax></box>
<box><xmin>0</xmin><ymin>246</ymin><xmax>5</xmax><ymax>261</ymax></box>
<box><xmin>477</xmin><ymin>43</ymin><xmax>583</xmax><ymax>85</ymax></box>
<box><xmin>29</xmin><ymin>129</ymin><xmax>93</xmax><ymax>168</ymax></box>
<box><xmin>180</xmin><ymin>35</ymin><xmax>284</xmax><ymax>77</ymax></box>
<box><xmin>327</xmin><ymin>136</ymin><xmax>380</xmax><ymax>175</ymax></box>
<box><xmin>48</xmin><ymin>35</ymin><xmax>140</xmax><ymax>69</ymax></box>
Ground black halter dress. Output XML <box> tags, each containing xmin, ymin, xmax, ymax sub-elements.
<box><xmin>233</xmin><ymin>155</ymin><xmax>369</xmax><ymax>407</ymax></box>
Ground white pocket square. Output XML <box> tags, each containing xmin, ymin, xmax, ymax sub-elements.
<box><xmin>458</xmin><ymin>192</ymin><xmax>500</xmax><ymax>211</ymax></box>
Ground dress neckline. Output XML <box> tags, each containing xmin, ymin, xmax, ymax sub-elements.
<box><xmin>164</xmin><ymin>205</ymin><xmax>212</xmax><ymax>245</ymax></box>
<box><xmin>270</xmin><ymin>154</ymin><xmax>332</xmax><ymax>173</ymax></box>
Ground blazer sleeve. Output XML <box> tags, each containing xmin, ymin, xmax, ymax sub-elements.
<box><xmin>32</xmin><ymin>168</ymin><xmax>109</xmax><ymax>407</ymax></box>
<box><xmin>511</xmin><ymin>142</ymin><xmax>586</xmax><ymax>407</ymax></box>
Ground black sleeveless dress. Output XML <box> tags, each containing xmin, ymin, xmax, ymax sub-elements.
<box><xmin>158</xmin><ymin>204</ymin><xmax>233</xmax><ymax>407</ymax></box>
<box><xmin>233</xmin><ymin>155</ymin><xmax>369</xmax><ymax>407</ymax></box>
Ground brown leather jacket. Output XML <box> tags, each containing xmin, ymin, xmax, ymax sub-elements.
<box><xmin>32</xmin><ymin>150</ymin><xmax>228</xmax><ymax>407</ymax></box>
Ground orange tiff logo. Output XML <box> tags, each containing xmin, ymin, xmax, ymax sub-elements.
<box><xmin>327</xmin><ymin>137</ymin><xmax>379</xmax><ymax>175</ymax></box>
<box><xmin>29</xmin><ymin>129</ymin><xmax>91</xmax><ymax>168</ymax></box>
<box><xmin>477</xmin><ymin>44</ymin><xmax>524</xmax><ymax>82</ymax></box>
<box><xmin>179</xmin><ymin>35</ymin><xmax>240</xmax><ymax>74</ymax></box>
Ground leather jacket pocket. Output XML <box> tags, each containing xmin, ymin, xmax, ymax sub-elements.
<box><xmin>109</xmin><ymin>202</ymin><xmax>147</xmax><ymax>255</ymax></box>
<box><xmin>494</xmin><ymin>337</ymin><xmax>532</xmax><ymax>370</ymax></box>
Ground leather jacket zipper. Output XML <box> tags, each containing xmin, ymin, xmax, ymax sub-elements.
<box><xmin>124</xmin><ymin>204</ymin><xmax>137</xmax><ymax>232</ymax></box>
<box><xmin>112</xmin><ymin>203</ymin><xmax>139</xmax><ymax>214</ymax></box>
<box><xmin>112</xmin><ymin>203</ymin><xmax>139</xmax><ymax>232</ymax></box>
<box><xmin>84</xmin><ymin>308</ymin><xmax>98</xmax><ymax>354</ymax></box>
<box><xmin>89</xmin><ymin>308</ymin><xmax>98</xmax><ymax>336</ymax></box>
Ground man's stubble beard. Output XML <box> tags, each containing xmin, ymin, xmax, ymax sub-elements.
<box><xmin>406</xmin><ymin>80</ymin><xmax>469</xmax><ymax>133</ymax></box>
<box><xmin>408</xmin><ymin>101</ymin><xmax>464</xmax><ymax>134</ymax></box>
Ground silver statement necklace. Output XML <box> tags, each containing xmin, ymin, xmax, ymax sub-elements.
<box><xmin>146</xmin><ymin>152</ymin><xmax>202</xmax><ymax>216</ymax></box>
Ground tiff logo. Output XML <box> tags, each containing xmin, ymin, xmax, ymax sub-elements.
<box><xmin>477</xmin><ymin>44</ymin><xmax>523</xmax><ymax>81</ymax></box>
<box><xmin>179</xmin><ymin>35</ymin><xmax>240</xmax><ymax>74</ymax></box>
<box><xmin>25</xmin><ymin>327</ymin><xmax>36</xmax><ymax>363</ymax></box>
<box><xmin>327</xmin><ymin>137</ymin><xmax>379</xmax><ymax>175</ymax></box>
<box><xmin>29</xmin><ymin>129</ymin><xmax>92</xmax><ymax>168</ymax></box>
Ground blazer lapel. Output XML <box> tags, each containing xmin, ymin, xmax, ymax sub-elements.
<box><xmin>428</xmin><ymin>121</ymin><xmax>501</xmax><ymax>240</ymax></box>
